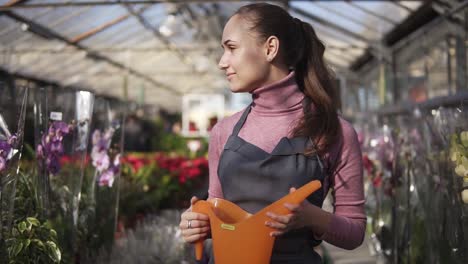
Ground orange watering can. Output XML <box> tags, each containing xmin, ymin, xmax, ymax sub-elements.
<box><xmin>192</xmin><ymin>180</ymin><xmax>322</xmax><ymax>264</ymax></box>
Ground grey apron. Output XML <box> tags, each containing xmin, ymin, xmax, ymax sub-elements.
<box><xmin>207</xmin><ymin>103</ymin><xmax>326</xmax><ymax>264</ymax></box>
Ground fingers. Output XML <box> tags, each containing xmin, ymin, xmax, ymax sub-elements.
<box><xmin>265</xmin><ymin>214</ymin><xmax>293</xmax><ymax>237</ymax></box>
<box><xmin>182</xmin><ymin>225</ymin><xmax>210</xmax><ymax>237</ymax></box>
<box><xmin>179</xmin><ymin>208</ymin><xmax>210</xmax><ymax>244</ymax></box>
<box><xmin>289</xmin><ymin>187</ymin><xmax>297</xmax><ymax>193</ymax></box>
<box><xmin>266</xmin><ymin>212</ymin><xmax>294</xmax><ymax>225</ymax></box>
<box><xmin>266</xmin><ymin>214</ymin><xmax>289</xmax><ymax>237</ymax></box>
<box><xmin>178</xmin><ymin>218</ymin><xmax>210</xmax><ymax>230</ymax></box>
<box><xmin>179</xmin><ymin>218</ymin><xmax>210</xmax><ymax>243</ymax></box>
<box><xmin>180</xmin><ymin>211</ymin><xmax>209</xmax><ymax>222</ymax></box>
<box><xmin>179</xmin><ymin>197</ymin><xmax>212</xmax><ymax>243</ymax></box>
<box><xmin>265</xmin><ymin>209</ymin><xmax>298</xmax><ymax>237</ymax></box>
<box><xmin>183</xmin><ymin>230</ymin><xmax>209</xmax><ymax>243</ymax></box>
<box><xmin>190</xmin><ymin>196</ymin><xmax>199</xmax><ymax>205</ymax></box>
<box><xmin>184</xmin><ymin>196</ymin><xmax>200</xmax><ymax>213</ymax></box>
<box><xmin>284</xmin><ymin>203</ymin><xmax>300</xmax><ymax>212</ymax></box>
<box><xmin>265</xmin><ymin>219</ymin><xmax>288</xmax><ymax>230</ymax></box>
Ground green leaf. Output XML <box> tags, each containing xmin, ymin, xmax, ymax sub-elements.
<box><xmin>31</xmin><ymin>239</ymin><xmax>45</xmax><ymax>249</ymax></box>
<box><xmin>161</xmin><ymin>174</ymin><xmax>171</xmax><ymax>185</ymax></box>
<box><xmin>23</xmin><ymin>239</ymin><xmax>31</xmax><ymax>249</ymax></box>
<box><xmin>26</xmin><ymin>217</ymin><xmax>40</xmax><ymax>227</ymax></box>
<box><xmin>18</xmin><ymin>222</ymin><xmax>27</xmax><ymax>234</ymax></box>
<box><xmin>25</xmin><ymin>221</ymin><xmax>32</xmax><ymax>232</ymax></box>
<box><xmin>12</xmin><ymin>241</ymin><xmax>23</xmax><ymax>257</ymax></box>
<box><xmin>46</xmin><ymin>241</ymin><xmax>61</xmax><ymax>263</ymax></box>
<box><xmin>49</xmin><ymin>229</ymin><xmax>58</xmax><ymax>240</ymax></box>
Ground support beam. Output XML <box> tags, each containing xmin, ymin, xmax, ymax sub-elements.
<box><xmin>2</xmin><ymin>10</ymin><xmax>182</xmax><ymax>96</ymax></box>
<box><xmin>455</xmin><ymin>36</ymin><xmax>467</xmax><ymax>92</ymax></box>
<box><xmin>70</xmin><ymin>5</ymin><xmax>152</xmax><ymax>43</ymax></box>
<box><xmin>0</xmin><ymin>0</ymin><xmax>269</xmax><ymax>10</ymax></box>
<box><xmin>0</xmin><ymin>44</ymin><xmax>220</xmax><ymax>54</ymax></box>
<box><xmin>290</xmin><ymin>6</ymin><xmax>373</xmax><ymax>44</ymax></box>
<box><xmin>346</xmin><ymin>1</ymin><xmax>399</xmax><ymax>26</ymax></box>
<box><xmin>123</xmin><ymin>4</ymin><xmax>201</xmax><ymax>74</ymax></box>
<box><xmin>391</xmin><ymin>2</ymin><xmax>414</xmax><ymax>13</ymax></box>
<box><xmin>2</xmin><ymin>0</ymin><xmax>29</xmax><ymax>7</ymax></box>
<box><xmin>70</xmin><ymin>13</ymin><xmax>131</xmax><ymax>43</ymax></box>
<box><xmin>312</xmin><ymin>2</ymin><xmax>380</xmax><ymax>35</ymax></box>
<box><xmin>0</xmin><ymin>65</ymin><xmax>59</xmax><ymax>88</ymax></box>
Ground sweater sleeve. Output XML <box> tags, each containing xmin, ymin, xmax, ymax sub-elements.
<box><xmin>320</xmin><ymin>120</ymin><xmax>366</xmax><ymax>250</ymax></box>
<box><xmin>208</xmin><ymin>123</ymin><xmax>224</xmax><ymax>199</ymax></box>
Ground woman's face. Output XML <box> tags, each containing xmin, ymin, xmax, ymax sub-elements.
<box><xmin>218</xmin><ymin>15</ymin><xmax>270</xmax><ymax>93</ymax></box>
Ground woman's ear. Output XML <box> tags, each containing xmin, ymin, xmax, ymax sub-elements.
<box><xmin>264</xmin><ymin>36</ymin><xmax>279</xmax><ymax>62</ymax></box>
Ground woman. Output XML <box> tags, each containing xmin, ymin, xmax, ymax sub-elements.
<box><xmin>179</xmin><ymin>3</ymin><xmax>365</xmax><ymax>263</ymax></box>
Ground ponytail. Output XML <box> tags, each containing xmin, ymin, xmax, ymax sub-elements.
<box><xmin>292</xmin><ymin>20</ymin><xmax>340</xmax><ymax>156</ymax></box>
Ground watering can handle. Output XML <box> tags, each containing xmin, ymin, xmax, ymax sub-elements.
<box><xmin>192</xmin><ymin>201</ymin><xmax>210</xmax><ymax>261</ymax></box>
<box><xmin>195</xmin><ymin>241</ymin><xmax>204</xmax><ymax>260</ymax></box>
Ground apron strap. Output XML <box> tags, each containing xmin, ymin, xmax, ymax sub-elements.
<box><xmin>231</xmin><ymin>103</ymin><xmax>252</xmax><ymax>136</ymax></box>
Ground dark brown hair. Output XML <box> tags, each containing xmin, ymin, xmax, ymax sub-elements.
<box><xmin>235</xmin><ymin>3</ymin><xmax>341</xmax><ymax>155</ymax></box>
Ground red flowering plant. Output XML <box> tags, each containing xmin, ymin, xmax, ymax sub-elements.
<box><xmin>118</xmin><ymin>152</ymin><xmax>208</xmax><ymax>227</ymax></box>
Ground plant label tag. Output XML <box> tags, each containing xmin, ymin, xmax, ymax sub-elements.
<box><xmin>50</xmin><ymin>112</ymin><xmax>63</xmax><ymax>121</ymax></box>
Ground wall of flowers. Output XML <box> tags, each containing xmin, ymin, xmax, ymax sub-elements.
<box><xmin>358</xmin><ymin>99</ymin><xmax>468</xmax><ymax>264</ymax></box>
<box><xmin>0</xmin><ymin>80</ymin><xmax>208</xmax><ymax>263</ymax></box>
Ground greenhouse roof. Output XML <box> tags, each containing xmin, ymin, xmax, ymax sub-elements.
<box><xmin>0</xmin><ymin>0</ymin><xmax>436</xmax><ymax>111</ymax></box>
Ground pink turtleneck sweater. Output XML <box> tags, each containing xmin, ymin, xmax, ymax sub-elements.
<box><xmin>208</xmin><ymin>72</ymin><xmax>366</xmax><ymax>250</ymax></box>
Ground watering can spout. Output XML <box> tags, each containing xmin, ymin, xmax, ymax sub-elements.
<box><xmin>192</xmin><ymin>180</ymin><xmax>322</xmax><ymax>263</ymax></box>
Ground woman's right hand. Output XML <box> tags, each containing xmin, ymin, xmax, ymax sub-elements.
<box><xmin>179</xmin><ymin>196</ymin><xmax>211</xmax><ymax>243</ymax></box>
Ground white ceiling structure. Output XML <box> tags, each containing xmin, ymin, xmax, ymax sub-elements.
<box><xmin>0</xmin><ymin>0</ymin><xmax>425</xmax><ymax>112</ymax></box>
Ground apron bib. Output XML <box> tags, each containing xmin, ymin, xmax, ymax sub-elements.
<box><xmin>209</xmin><ymin>103</ymin><xmax>326</xmax><ymax>264</ymax></box>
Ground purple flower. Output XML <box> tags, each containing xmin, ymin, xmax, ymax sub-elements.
<box><xmin>97</xmin><ymin>154</ymin><xmax>120</xmax><ymax>188</ymax></box>
<box><xmin>52</xmin><ymin>121</ymin><xmax>71</xmax><ymax>134</ymax></box>
<box><xmin>92</xmin><ymin>128</ymin><xmax>119</xmax><ymax>188</ymax></box>
<box><xmin>0</xmin><ymin>134</ymin><xmax>17</xmax><ymax>173</ymax></box>
<box><xmin>0</xmin><ymin>141</ymin><xmax>12</xmax><ymax>157</ymax></box>
<box><xmin>50</xmin><ymin>140</ymin><xmax>64</xmax><ymax>154</ymax></box>
<box><xmin>46</xmin><ymin>155</ymin><xmax>61</xmax><ymax>175</ymax></box>
<box><xmin>92</xmin><ymin>151</ymin><xmax>110</xmax><ymax>173</ymax></box>
<box><xmin>36</xmin><ymin>121</ymin><xmax>73</xmax><ymax>175</ymax></box>
<box><xmin>0</xmin><ymin>156</ymin><xmax>6</xmax><ymax>172</ymax></box>
<box><xmin>7</xmin><ymin>135</ymin><xmax>17</xmax><ymax>145</ymax></box>
<box><xmin>98</xmin><ymin>170</ymin><xmax>115</xmax><ymax>187</ymax></box>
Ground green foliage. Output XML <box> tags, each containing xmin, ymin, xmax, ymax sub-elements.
<box><xmin>118</xmin><ymin>160</ymin><xmax>179</xmax><ymax>222</ymax></box>
<box><xmin>150</xmin><ymin>119</ymin><xmax>208</xmax><ymax>156</ymax></box>
<box><xmin>0</xmin><ymin>164</ymin><xmax>63</xmax><ymax>264</ymax></box>
<box><xmin>6</xmin><ymin>217</ymin><xmax>61</xmax><ymax>264</ymax></box>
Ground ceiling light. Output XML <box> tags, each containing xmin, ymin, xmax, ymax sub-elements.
<box><xmin>20</xmin><ymin>23</ymin><xmax>29</xmax><ymax>32</ymax></box>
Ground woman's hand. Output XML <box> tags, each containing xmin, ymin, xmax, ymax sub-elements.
<box><xmin>179</xmin><ymin>196</ymin><xmax>211</xmax><ymax>243</ymax></box>
<box><xmin>265</xmin><ymin>187</ymin><xmax>311</xmax><ymax>237</ymax></box>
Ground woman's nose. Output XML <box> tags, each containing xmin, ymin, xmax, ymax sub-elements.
<box><xmin>218</xmin><ymin>55</ymin><xmax>228</xmax><ymax>70</ymax></box>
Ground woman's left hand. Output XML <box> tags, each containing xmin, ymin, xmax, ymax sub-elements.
<box><xmin>265</xmin><ymin>187</ymin><xmax>311</xmax><ymax>237</ymax></box>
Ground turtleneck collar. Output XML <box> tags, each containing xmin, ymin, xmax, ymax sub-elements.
<box><xmin>250</xmin><ymin>71</ymin><xmax>304</xmax><ymax>116</ymax></box>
